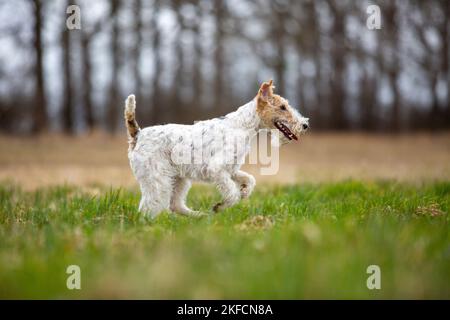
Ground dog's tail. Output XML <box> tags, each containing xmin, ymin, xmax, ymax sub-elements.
<box><xmin>124</xmin><ymin>94</ymin><xmax>140</xmax><ymax>151</ymax></box>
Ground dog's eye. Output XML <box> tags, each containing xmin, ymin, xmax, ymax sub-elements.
<box><xmin>280</xmin><ymin>105</ymin><xmax>286</xmax><ymax>111</ymax></box>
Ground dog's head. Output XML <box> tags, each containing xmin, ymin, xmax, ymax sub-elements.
<box><xmin>256</xmin><ymin>80</ymin><xmax>309</xmax><ymax>144</ymax></box>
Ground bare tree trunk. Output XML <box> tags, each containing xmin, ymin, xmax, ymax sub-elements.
<box><xmin>274</xmin><ymin>30</ymin><xmax>285</xmax><ymax>96</ymax></box>
<box><xmin>172</xmin><ymin>0</ymin><xmax>184</xmax><ymax>122</ymax></box>
<box><xmin>106</xmin><ymin>0</ymin><xmax>120</xmax><ymax>133</ymax></box>
<box><xmin>389</xmin><ymin>68</ymin><xmax>401</xmax><ymax>131</ymax></box>
<box><xmin>150</xmin><ymin>0</ymin><xmax>161</xmax><ymax>124</ymax></box>
<box><xmin>309</xmin><ymin>0</ymin><xmax>323</xmax><ymax>128</ymax></box>
<box><xmin>439</xmin><ymin>0</ymin><xmax>449</xmax><ymax>127</ymax></box>
<box><xmin>328</xmin><ymin>0</ymin><xmax>347</xmax><ymax>130</ymax></box>
<box><xmin>385</xmin><ymin>2</ymin><xmax>401</xmax><ymax>132</ymax></box>
<box><xmin>31</xmin><ymin>0</ymin><xmax>47</xmax><ymax>133</ymax></box>
<box><xmin>80</xmin><ymin>34</ymin><xmax>94</xmax><ymax>131</ymax></box>
<box><xmin>429</xmin><ymin>73</ymin><xmax>440</xmax><ymax>130</ymax></box>
<box><xmin>293</xmin><ymin>11</ymin><xmax>307</xmax><ymax>116</ymax></box>
<box><xmin>271</xmin><ymin>3</ymin><xmax>286</xmax><ymax>97</ymax></box>
<box><xmin>213</xmin><ymin>0</ymin><xmax>226</xmax><ymax>113</ymax></box>
<box><xmin>132</xmin><ymin>0</ymin><xmax>144</xmax><ymax>123</ymax></box>
<box><xmin>312</xmin><ymin>55</ymin><xmax>323</xmax><ymax>128</ymax></box>
<box><xmin>191</xmin><ymin>2</ymin><xmax>203</xmax><ymax>111</ymax></box>
<box><xmin>446</xmin><ymin>1</ymin><xmax>450</xmax><ymax>126</ymax></box>
<box><xmin>61</xmin><ymin>1</ymin><xmax>74</xmax><ymax>134</ymax></box>
<box><xmin>360</xmin><ymin>68</ymin><xmax>376</xmax><ymax>131</ymax></box>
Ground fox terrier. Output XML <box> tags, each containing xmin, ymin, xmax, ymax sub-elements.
<box><xmin>124</xmin><ymin>80</ymin><xmax>309</xmax><ymax>218</ymax></box>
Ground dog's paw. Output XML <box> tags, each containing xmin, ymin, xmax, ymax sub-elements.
<box><xmin>240</xmin><ymin>183</ymin><xmax>250</xmax><ymax>199</ymax></box>
<box><xmin>212</xmin><ymin>202</ymin><xmax>224</xmax><ymax>213</ymax></box>
<box><xmin>240</xmin><ymin>181</ymin><xmax>255</xmax><ymax>199</ymax></box>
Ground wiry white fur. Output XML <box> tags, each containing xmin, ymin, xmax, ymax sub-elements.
<box><xmin>127</xmin><ymin>97</ymin><xmax>307</xmax><ymax>218</ymax></box>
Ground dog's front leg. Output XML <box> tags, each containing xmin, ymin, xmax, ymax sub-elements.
<box><xmin>233</xmin><ymin>170</ymin><xmax>256</xmax><ymax>199</ymax></box>
<box><xmin>213</xmin><ymin>172</ymin><xmax>241</xmax><ymax>212</ymax></box>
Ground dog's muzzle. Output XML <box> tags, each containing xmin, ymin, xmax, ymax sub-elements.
<box><xmin>274</xmin><ymin>120</ymin><xmax>298</xmax><ymax>141</ymax></box>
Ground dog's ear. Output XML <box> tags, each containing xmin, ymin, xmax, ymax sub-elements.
<box><xmin>258</xmin><ymin>80</ymin><xmax>274</xmax><ymax>101</ymax></box>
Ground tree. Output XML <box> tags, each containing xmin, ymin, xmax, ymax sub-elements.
<box><xmin>106</xmin><ymin>0</ymin><xmax>121</xmax><ymax>132</ymax></box>
<box><xmin>61</xmin><ymin>0</ymin><xmax>74</xmax><ymax>134</ymax></box>
<box><xmin>31</xmin><ymin>0</ymin><xmax>47</xmax><ymax>133</ymax></box>
<box><xmin>213</xmin><ymin>0</ymin><xmax>227</xmax><ymax>114</ymax></box>
<box><xmin>410</xmin><ymin>0</ymin><xmax>449</xmax><ymax>129</ymax></box>
<box><xmin>270</xmin><ymin>0</ymin><xmax>288</xmax><ymax>96</ymax></box>
<box><xmin>294</xmin><ymin>0</ymin><xmax>324</xmax><ymax>128</ymax></box>
<box><xmin>327</xmin><ymin>0</ymin><xmax>348</xmax><ymax>130</ymax></box>
<box><xmin>171</xmin><ymin>0</ymin><xmax>186</xmax><ymax>121</ymax></box>
<box><xmin>80</xmin><ymin>33</ymin><xmax>95</xmax><ymax>131</ymax></box>
<box><xmin>436</xmin><ymin>0</ymin><xmax>449</xmax><ymax>128</ymax></box>
<box><xmin>150</xmin><ymin>0</ymin><xmax>162</xmax><ymax>125</ymax></box>
<box><xmin>131</xmin><ymin>0</ymin><xmax>144</xmax><ymax>124</ymax></box>
<box><xmin>384</xmin><ymin>1</ymin><xmax>401</xmax><ymax>131</ymax></box>
<box><xmin>443</xmin><ymin>0</ymin><xmax>450</xmax><ymax>125</ymax></box>
<box><xmin>191</xmin><ymin>0</ymin><xmax>203</xmax><ymax>112</ymax></box>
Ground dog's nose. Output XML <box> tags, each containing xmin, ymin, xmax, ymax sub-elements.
<box><xmin>302</xmin><ymin>123</ymin><xmax>309</xmax><ymax>130</ymax></box>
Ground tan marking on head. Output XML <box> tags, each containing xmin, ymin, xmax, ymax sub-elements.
<box><xmin>256</xmin><ymin>80</ymin><xmax>300</xmax><ymax>131</ymax></box>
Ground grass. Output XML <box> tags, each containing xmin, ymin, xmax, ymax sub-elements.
<box><xmin>0</xmin><ymin>180</ymin><xmax>448</xmax><ymax>299</ymax></box>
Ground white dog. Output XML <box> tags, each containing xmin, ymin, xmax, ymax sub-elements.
<box><xmin>125</xmin><ymin>80</ymin><xmax>309</xmax><ymax>218</ymax></box>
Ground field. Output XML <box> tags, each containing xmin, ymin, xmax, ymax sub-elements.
<box><xmin>0</xmin><ymin>133</ymin><xmax>449</xmax><ymax>299</ymax></box>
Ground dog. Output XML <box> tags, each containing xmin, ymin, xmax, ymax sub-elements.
<box><xmin>125</xmin><ymin>80</ymin><xmax>309</xmax><ymax>218</ymax></box>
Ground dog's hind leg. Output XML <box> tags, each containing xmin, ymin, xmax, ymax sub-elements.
<box><xmin>170</xmin><ymin>178</ymin><xmax>205</xmax><ymax>217</ymax></box>
<box><xmin>138</xmin><ymin>175</ymin><xmax>174</xmax><ymax>219</ymax></box>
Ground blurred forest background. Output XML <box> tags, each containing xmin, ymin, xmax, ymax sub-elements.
<box><xmin>0</xmin><ymin>0</ymin><xmax>449</xmax><ymax>135</ymax></box>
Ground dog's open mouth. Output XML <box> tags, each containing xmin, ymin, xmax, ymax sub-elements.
<box><xmin>274</xmin><ymin>121</ymin><xmax>298</xmax><ymax>141</ymax></box>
